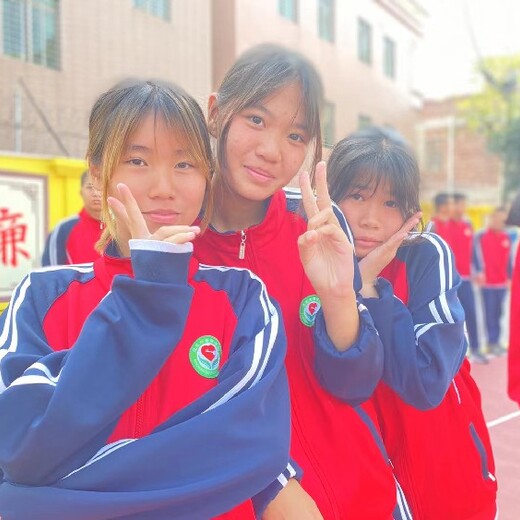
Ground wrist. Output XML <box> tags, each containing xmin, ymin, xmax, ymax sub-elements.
<box><xmin>360</xmin><ymin>277</ymin><xmax>379</xmax><ymax>298</ymax></box>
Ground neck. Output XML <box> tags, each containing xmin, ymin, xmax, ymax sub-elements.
<box><xmin>211</xmin><ymin>178</ymin><xmax>268</xmax><ymax>232</ymax></box>
<box><xmin>86</xmin><ymin>208</ymin><xmax>102</xmax><ymax>221</ymax></box>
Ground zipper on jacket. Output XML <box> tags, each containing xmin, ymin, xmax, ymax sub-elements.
<box><xmin>239</xmin><ymin>230</ymin><xmax>247</xmax><ymax>259</ymax></box>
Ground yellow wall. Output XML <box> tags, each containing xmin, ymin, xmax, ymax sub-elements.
<box><xmin>420</xmin><ymin>202</ymin><xmax>494</xmax><ymax>231</ymax></box>
<box><xmin>1</xmin><ymin>154</ymin><xmax>86</xmax><ymax>312</ymax></box>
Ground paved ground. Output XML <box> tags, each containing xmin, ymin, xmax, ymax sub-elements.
<box><xmin>471</xmin><ymin>355</ymin><xmax>519</xmax><ymax>520</ymax></box>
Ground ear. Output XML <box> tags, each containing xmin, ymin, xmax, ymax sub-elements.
<box><xmin>89</xmin><ymin>165</ymin><xmax>102</xmax><ymax>190</ymax></box>
<box><xmin>207</xmin><ymin>93</ymin><xmax>219</xmax><ymax>138</ymax></box>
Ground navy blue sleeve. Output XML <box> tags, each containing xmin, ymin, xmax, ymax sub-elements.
<box><xmin>0</xmin><ymin>241</ymin><xmax>290</xmax><ymax>520</ymax></box>
<box><xmin>313</xmin><ymin>303</ymin><xmax>383</xmax><ymax>405</ymax></box>
<box><xmin>364</xmin><ymin>234</ymin><xmax>467</xmax><ymax>409</ymax></box>
<box><xmin>252</xmin><ymin>459</ymin><xmax>302</xmax><ymax>517</ymax></box>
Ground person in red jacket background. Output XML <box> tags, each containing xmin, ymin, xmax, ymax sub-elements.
<box><xmin>41</xmin><ymin>170</ymin><xmax>103</xmax><ymax>266</ymax></box>
<box><xmin>474</xmin><ymin>207</ymin><xmax>512</xmax><ymax>357</ymax></box>
<box><xmin>452</xmin><ymin>193</ymin><xmax>487</xmax><ymax>363</ymax></box>
<box><xmin>430</xmin><ymin>192</ymin><xmax>454</xmax><ymax>243</ymax></box>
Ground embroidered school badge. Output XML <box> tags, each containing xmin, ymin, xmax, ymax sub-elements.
<box><xmin>189</xmin><ymin>335</ymin><xmax>222</xmax><ymax>378</ymax></box>
<box><xmin>299</xmin><ymin>295</ymin><xmax>321</xmax><ymax>327</ymax></box>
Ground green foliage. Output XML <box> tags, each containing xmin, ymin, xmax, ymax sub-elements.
<box><xmin>457</xmin><ymin>55</ymin><xmax>520</xmax><ymax>196</ymax></box>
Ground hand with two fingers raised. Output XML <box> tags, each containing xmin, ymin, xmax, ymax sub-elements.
<box><xmin>298</xmin><ymin>161</ymin><xmax>359</xmax><ymax>352</ymax></box>
<box><xmin>107</xmin><ymin>183</ymin><xmax>200</xmax><ymax>256</ymax></box>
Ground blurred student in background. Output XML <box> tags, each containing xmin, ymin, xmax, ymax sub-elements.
<box><xmin>474</xmin><ymin>207</ymin><xmax>512</xmax><ymax>357</ymax></box>
<box><xmin>41</xmin><ymin>170</ymin><xmax>103</xmax><ymax>266</ymax></box>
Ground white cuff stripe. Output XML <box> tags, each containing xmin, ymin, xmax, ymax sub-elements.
<box><xmin>129</xmin><ymin>239</ymin><xmax>193</xmax><ymax>254</ymax></box>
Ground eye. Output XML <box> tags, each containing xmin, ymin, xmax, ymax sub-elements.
<box><xmin>289</xmin><ymin>133</ymin><xmax>305</xmax><ymax>143</ymax></box>
<box><xmin>385</xmin><ymin>200</ymin><xmax>399</xmax><ymax>209</ymax></box>
<box><xmin>348</xmin><ymin>192</ymin><xmax>363</xmax><ymax>201</ymax></box>
<box><xmin>176</xmin><ymin>161</ymin><xmax>194</xmax><ymax>170</ymax></box>
<box><xmin>248</xmin><ymin>115</ymin><xmax>263</xmax><ymax>126</ymax></box>
<box><xmin>127</xmin><ymin>158</ymin><xmax>146</xmax><ymax>167</ymax></box>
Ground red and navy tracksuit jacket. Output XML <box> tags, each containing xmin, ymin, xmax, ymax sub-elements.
<box><xmin>448</xmin><ymin>218</ymin><xmax>481</xmax><ymax>352</ymax></box>
<box><xmin>508</xmin><ymin>246</ymin><xmax>520</xmax><ymax>406</ymax></box>
<box><xmin>0</xmin><ymin>240</ymin><xmax>291</xmax><ymax>520</ymax></box>
<box><xmin>450</xmin><ymin>219</ymin><xmax>473</xmax><ymax>279</ymax></box>
<box><xmin>474</xmin><ymin>228</ymin><xmax>513</xmax><ymax>345</ymax></box>
<box><xmin>194</xmin><ymin>188</ymin><xmax>410</xmax><ymax>520</ymax></box>
<box><xmin>363</xmin><ymin>233</ymin><xmax>497</xmax><ymax>520</ymax></box>
<box><xmin>473</xmin><ymin>228</ymin><xmax>513</xmax><ymax>287</ymax></box>
<box><xmin>432</xmin><ymin>218</ymin><xmax>482</xmax><ymax>353</ymax></box>
<box><xmin>430</xmin><ymin>217</ymin><xmax>453</xmax><ymax>245</ymax></box>
<box><xmin>42</xmin><ymin>208</ymin><xmax>102</xmax><ymax>266</ymax></box>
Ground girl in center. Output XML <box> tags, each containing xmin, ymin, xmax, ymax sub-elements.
<box><xmin>194</xmin><ymin>44</ymin><xmax>409</xmax><ymax>519</ymax></box>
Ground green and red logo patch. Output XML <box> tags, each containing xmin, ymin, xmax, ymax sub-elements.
<box><xmin>299</xmin><ymin>295</ymin><xmax>321</xmax><ymax>327</ymax></box>
<box><xmin>189</xmin><ymin>335</ymin><xmax>222</xmax><ymax>378</ymax></box>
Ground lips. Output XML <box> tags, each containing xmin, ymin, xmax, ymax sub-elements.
<box><xmin>355</xmin><ymin>236</ymin><xmax>382</xmax><ymax>248</ymax></box>
<box><xmin>143</xmin><ymin>210</ymin><xmax>181</xmax><ymax>225</ymax></box>
<box><xmin>244</xmin><ymin>165</ymin><xmax>274</xmax><ymax>183</ymax></box>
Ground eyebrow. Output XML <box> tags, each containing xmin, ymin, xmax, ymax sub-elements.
<box><xmin>126</xmin><ymin>144</ymin><xmax>151</xmax><ymax>153</ymax></box>
<box><xmin>125</xmin><ymin>144</ymin><xmax>189</xmax><ymax>155</ymax></box>
<box><xmin>352</xmin><ymin>183</ymin><xmax>395</xmax><ymax>197</ymax></box>
<box><xmin>248</xmin><ymin>103</ymin><xmax>309</xmax><ymax>133</ymax></box>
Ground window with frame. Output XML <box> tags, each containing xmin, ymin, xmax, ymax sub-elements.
<box><xmin>2</xmin><ymin>0</ymin><xmax>60</xmax><ymax>69</ymax></box>
<box><xmin>278</xmin><ymin>0</ymin><xmax>297</xmax><ymax>22</ymax></box>
<box><xmin>318</xmin><ymin>0</ymin><xmax>334</xmax><ymax>42</ymax></box>
<box><xmin>133</xmin><ymin>0</ymin><xmax>170</xmax><ymax>21</ymax></box>
<box><xmin>357</xmin><ymin>17</ymin><xmax>372</xmax><ymax>64</ymax></box>
<box><xmin>321</xmin><ymin>101</ymin><xmax>335</xmax><ymax>148</ymax></box>
<box><xmin>358</xmin><ymin>114</ymin><xmax>372</xmax><ymax>129</ymax></box>
<box><xmin>383</xmin><ymin>36</ymin><xmax>396</xmax><ymax>79</ymax></box>
<box><xmin>425</xmin><ymin>138</ymin><xmax>444</xmax><ymax>173</ymax></box>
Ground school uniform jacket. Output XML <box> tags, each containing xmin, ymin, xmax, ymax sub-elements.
<box><xmin>0</xmin><ymin>240</ymin><xmax>291</xmax><ymax>520</ymax></box>
<box><xmin>194</xmin><ymin>188</ymin><xmax>410</xmax><ymax>520</ymax></box>
<box><xmin>430</xmin><ymin>217</ymin><xmax>453</xmax><ymax>247</ymax></box>
<box><xmin>42</xmin><ymin>208</ymin><xmax>102</xmax><ymax>266</ymax></box>
<box><xmin>473</xmin><ymin>228</ymin><xmax>513</xmax><ymax>286</ymax></box>
<box><xmin>364</xmin><ymin>234</ymin><xmax>497</xmax><ymax>520</ymax></box>
<box><xmin>508</xmin><ymin>246</ymin><xmax>520</xmax><ymax>406</ymax></box>
<box><xmin>450</xmin><ymin>219</ymin><xmax>474</xmax><ymax>279</ymax></box>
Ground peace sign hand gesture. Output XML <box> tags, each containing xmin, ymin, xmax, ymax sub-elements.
<box><xmin>298</xmin><ymin>162</ymin><xmax>359</xmax><ymax>351</ymax></box>
<box><xmin>107</xmin><ymin>183</ymin><xmax>200</xmax><ymax>256</ymax></box>
<box><xmin>298</xmin><ymin>161</ymin><xmax>355</xmax><ymax>298</ymax></box>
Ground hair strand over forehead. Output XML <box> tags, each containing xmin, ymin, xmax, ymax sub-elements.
<box><xmin>87</xmin><ymin>79</ymin><xmax>214</xmax><ymax>252</ymax></box>
<box><xmin>327</xmin><ymin>126</ymin><xmax>422</xmax><ymax>225</ymax></box>
<box><xmin>212</xmin><ymin>43</ymin><xmax>324</xmax><ymax>185</ymax></box>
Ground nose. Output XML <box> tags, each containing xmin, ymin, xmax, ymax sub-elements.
<box><xmin>359</xmin><ymin>202</ymin><xmax>381</xmax><ymax>229</ymax></box>
<box><xmin>255</xmin><ymin>131</ymin><xmax>282</xmax><ymax>163</ymax></box>
<box><xmin>148</xmin><ymin>168</ymin><xmax>175</xmax><ymax>199</ymax></box>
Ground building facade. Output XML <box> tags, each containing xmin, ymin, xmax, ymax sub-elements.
<box><xmin>0</xmin><ymin>0</ymin><xmax>213</xmax><ymax>158</ymax></box>
<box><xmin>417</xmin><ymin>97</ymin><xmax>503</xmax><ymax>205</ymax></box>
<box><xmin>0</xmin><ymin>0</ymin><xmax>426</xmax><ymax>159</ymax></box>
<box><xmin>213</xmin><ymin>0</ymin><xmax>426</xmax><ymax>148</ymax></box>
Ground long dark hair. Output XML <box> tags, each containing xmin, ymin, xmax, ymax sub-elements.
<box><xmin>328</xmin><ymin>126</ymin><xmax>423</xmax><ymax>226</ymax></box>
